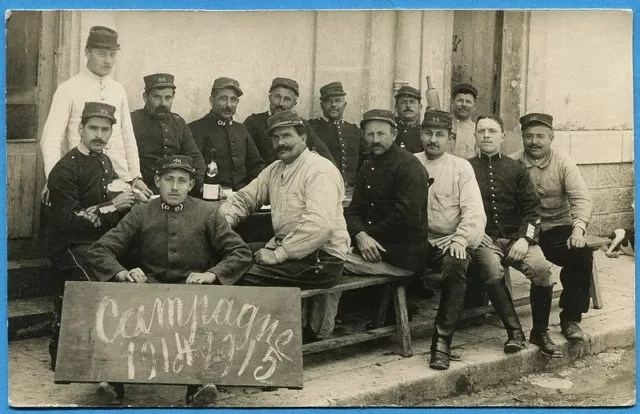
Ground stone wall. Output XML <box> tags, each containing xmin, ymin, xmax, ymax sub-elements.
<box><xmin>579</xmin><ymin>162</ymin><xmax>634</xmax><ymax>237</ymax></box>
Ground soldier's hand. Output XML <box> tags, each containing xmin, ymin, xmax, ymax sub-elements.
<box><xmin>355</xmin><ymin>232</ymin><xmax>387</xmax><ymax>263</ymax></box>
<box><xmin>112</xmin><ymin>190</ymin><xmax>135</xmax><ymax>211</ymax></box>
<box><xmin>506</xmin><ymin>238</ymin><xmax>528</xmax><ymax>262</ymax></box>
<box><xmin>113</xmin><ymin>270</ymin><xmax>130</xmax><ymax>282</ymax></box>
<box><xmin>132</xmin><ymin>178</ymin><xmax>154</xmax><ymax>197</ymax></box>
<box><xmin>254</xmin><ymin>249</ymin><xmax>279</xmax><ymax>265</ymax></box>
<box><xmin>186</xmin><ymin>271</ymin><xmax>217</xmax><ymax>284</ymax></box>
<box><xmin>444</xmin><ymin>240</ymin><xmax>466</xmax><ymax>260</ymax></box>
<box><xmin>567</xmin><ymin>228</ymin><xmax>586</xmax><ymax>249</ymax></box>
<box><xmin>128</xmin><ymin>267</ymin><xmax>147</xmax><ymax>283</ymax></box>
<box><xmin>41</xmin><ymin>183</ymin><xmax>51</xmax><ymax>206</ymax></box>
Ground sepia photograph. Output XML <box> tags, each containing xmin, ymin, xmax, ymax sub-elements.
<box><xmin>5</xmin><ymin>9</ymin><xmax>635</xmax><ymax>408</ymax></box>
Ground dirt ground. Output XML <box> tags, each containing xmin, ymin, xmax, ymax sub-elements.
<box><xmin>416</xmin><ymin>347</ymin><xmax>636</xmax><ymax>407</ymax></box>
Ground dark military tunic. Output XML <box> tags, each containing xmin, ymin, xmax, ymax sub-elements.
<box><xmin>47</xmin><ymin>147</ymin><xmax>123</xmax><ymax>259</ymax></box>
<box><xmin>307</xmin><ymin>117</ymin><xmax>367</xmax><ymax>187</ymax></box>
<box><xmin>131</xmin><ymin>109</ymin><xmax>206</xmax><ymax>194</ymax></box>
<box><xmin>88</xmin><ymin>197</ymin><xmax>253</xmax><ymax>285</ymax></box>
<box><xmin>394</xmin><ymin>117</ymin><xmax>423</xmax><ymax>154</ymax></box>
<box><xmin>243</xmin><ymin>111</ymin><xmax>336</xmax><ymax>166</ymax></box>
<box><xmin>468</xmin><ymin>152</ymin><xmax>541</xmax><ymax>243</ymax></box>
<box><xmin>345</xmin><ymin>144</ymin><xmax>429</xmax><ymax>272</ymax></box>
<box><xmin>188</xmin><ymin>111</ymin><xmax>265</xmax><ymax>191</ymax></box>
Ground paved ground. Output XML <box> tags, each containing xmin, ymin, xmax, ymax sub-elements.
<box><xmin>7</xmin><ymin>250</ymin><xmax>636</xmax><ymax>408</ymax></box>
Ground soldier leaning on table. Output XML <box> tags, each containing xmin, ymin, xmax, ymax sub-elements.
<box><xmin>87</xmin><ymin>155</ymin><xmax>253</xmax><ymax>406</ymax></box>
<box><xmin>46</xmin><ymin>102</ymin><xmax>138</xmax><ymax>372</ymax></box>
<box><xmin>221</xmin><ymin>110</ymin><xmax>350</xmax><ymax>343</ymax></box>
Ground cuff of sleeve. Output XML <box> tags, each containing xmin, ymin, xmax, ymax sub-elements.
<box><xmin>519</xmin><ymin>222</ymin><xmax>540</xmax><ymax>243</ymax></box>
<box><xmin>573</xmin><ymin>220</ymin><xmax>587</xmax><ymax>233</ymax></box>
<box><xmin>451</xmin><ymin>235</ymin><xmax>469</xmax><ymax>249</ymax></box>
<box><xmin>97</xmin><ymin>201</ymin><xmax>117</xmax><ymax>215</ymax></box>
<box><xmin>273</xmin><ymin>247</ymin><xmax>289</xmax><ymax>263</ymax></box>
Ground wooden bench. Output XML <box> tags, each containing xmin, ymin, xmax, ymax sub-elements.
<box><xmin>300</xmin><ymin>274</ymin><xmax>414</xmax><ymax>357</ymax></box>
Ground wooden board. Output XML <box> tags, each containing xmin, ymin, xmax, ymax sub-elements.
<box><xmin>54</xmin><ymin>282</ymin><xmax>303</xmax><ymax>388</ymax></box>
<box><xmin>7</xmin><ymin>152</ymin><xmax>37</xmax><ymax>238</ymax></box>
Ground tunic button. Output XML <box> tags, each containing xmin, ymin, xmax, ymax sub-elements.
<box><xmin>489</xmin><ymin>165</ymin><xmax>492</xmax><ymax>169</ymax></box>
<box><xmin>368</xmin><ymin>221</ymin><xmax>372</xmax><ymax>225</ymax></box>
<box><xmin>105</xmin><ymin>170</ymin><xmax>108</xmax><ymax>173</ymax></box>
<box><xmin>371</xmin><ymin>167</ymin><xmax>375</xmax><ymax>171</ymax></box>
<box><xmin>367</xmin><ymin>185</ymin><xmax>371</xmax><ymax>189</ymax></box>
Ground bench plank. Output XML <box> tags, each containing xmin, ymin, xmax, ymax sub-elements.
<box><xmin>301</xmin><ymin>275</ymin><xmax>411</xmax><ymax>298</ymax></box>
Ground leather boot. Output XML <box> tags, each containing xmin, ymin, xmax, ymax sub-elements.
<box><xmin>529</xmin><ymin>284</ymin><xmax>563</xmax><ymax>358</ymax></box>
<box><xmin>486</xmin><ymin>279</ymin><xmax>525</xmax><ymax>353</ymax></box>
<box><xmin>430</xmin><ymin>278</ymin><xmax>466</xmax><ymax>370</ymax></box>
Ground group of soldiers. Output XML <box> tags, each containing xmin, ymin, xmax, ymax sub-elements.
<box><xmin>40</xmin><ymin>25</ymin><xmax>595</xmax><ymax>405</ymax></box>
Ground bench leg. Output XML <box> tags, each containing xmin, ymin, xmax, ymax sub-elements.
<box><xmin>372</xmin><ymin>286</ymin><xmax>391</xmax><ymax>329</ymax></box>
<box><xmin>391</xmin><ymin>284</ymin><xmax>412</xmax><ymax>357</ymax></box>
<box><xmin>590</xmin><ymin>261</ymin><xmax>604</xmax><ymax>309</ymax></box>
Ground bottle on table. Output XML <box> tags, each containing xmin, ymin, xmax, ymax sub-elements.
<box><xmin>203</xmin><ymin>148</ymin><xmax>221</xmax><ymax>201</ymax></box>
<box><xmin>425</xmin><ymin>76</ymin><xmax>441</xmax><ymax>110</ymax></box>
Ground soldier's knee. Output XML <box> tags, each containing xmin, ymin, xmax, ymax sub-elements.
<box><xmin>521</xmin><ymin>261</ymin><xmax>553</xmax><ymax>287</ymax></box>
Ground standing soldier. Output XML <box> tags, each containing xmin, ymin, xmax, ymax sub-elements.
<box><xmin>131</xmin><ymin>73</ymin><xmax>206</xmax><ymax>195</ymax></box>
<box><xmin>189</xmin><ymin>77</ymin><xmax>265</xmax><ymax>191</ymax></box>
<box><xmin>308</xmin><ymin>82</ymin><xmax>367</xmax><ymax>188</ymax></box>
<box><xmin>243</xmin><ymin>77</ymin><xmax>335</xmax><ymax>165</ymax></box>
<box><xmin>394</xmin><ymin>85</ymin><xmax>423</xmax><ymax>153</ymax></box>
<box><xmin>40</xmin><ymin>26</ymin><xmax>151</xmax><ymax>203</ymax></box>
<box><xmin>450</xmin><ymin>83</ymin><xmax>479</xmax><ymax>159</ymax></box>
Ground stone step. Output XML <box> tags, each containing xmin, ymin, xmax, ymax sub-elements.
<box><xmin>7</xmin><ymin>258</ymin><xmax>55</xmax><ymax>300</ymax></box>
<box><xmin>8</xmin><ymin>296</ymin><xmax>54</xmax><ymax>341</ymax></box>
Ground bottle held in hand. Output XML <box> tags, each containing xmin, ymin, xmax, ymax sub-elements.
<box><xmin>203</xmin><ymin>148</ymin><xmax>221</xmax><ymax>201</ymax></box>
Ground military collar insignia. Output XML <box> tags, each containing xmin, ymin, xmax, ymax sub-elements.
<box><xmin>397</xmin><ymin>118</ymin><xmax>419</xmax><ymax>128</ymax></box>
<box><xmin>217</xmin><ymin>119</ymin><xmax>233</xmax><ymax>126</ymax></box>
<box><xmin>161</xmin><ymin>202</ymin><xmax>184</xmax><ymax>212</ymax></box>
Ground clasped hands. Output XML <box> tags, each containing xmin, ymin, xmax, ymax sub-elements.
<box><xmin>113</xmin><ymin>268</ymin><xmax>217</xmax><ymax>284</ymax></box>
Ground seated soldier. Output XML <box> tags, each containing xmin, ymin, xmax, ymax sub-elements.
<box><xmin>468</xmin><ymin>115</ymin><xmax>555</xmax><ymax>356</ymax></box>
<box><xmin>87</xmin><ymin>155</ymin><xmax>253</xmax><ymax>406</ymax></box>
<box><xmin>512</xmin><ymin>113</ymin><xmax>594</xmax><ymax>344</ymax></box>
<box><xmin>46</xmin><ymin>102</ymin><xmax>137</xmax><ymax>371</ymax></box>
<box><xmin>221</xmin><ymin>110</ymin><xmax>350</xmax><ymax>342</ymax></box>
<box><xmin>343</xmin><ymin>109</ymin><xmax>429</xmax><ymax>277</ymax></box>
<box><xmin>414</xmin><ymin>110</ymin><xmax>486</xmax><ymax>370</ymax></box>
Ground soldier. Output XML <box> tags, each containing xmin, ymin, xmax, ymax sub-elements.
<box><xmin>88</xmin><ymin>155</ymin><xmax>253</xmax><ymax>405</ymax></box>
<box><xmin>131</xmin><ymin>73</ymin><xmax>206</xmax><ymax>195</ymax></box>
<box><xmin>450</xmin><ymin>83</ymin><xmax>479</xmax><ymax>159</ymax></box>
<box><xmin>414</xmin><ymin>110</ymin><xmax>486</xmax><ymax>370</ymax></box>
<box><xmin>394</xmin><ymin>85</ymin><xmax>423</xmax><ymax>153</ymax></box>
<box><xmin>308</xmin><ymin>82</ymin><xmax>367</xmax><ymax>188</ymax></box>
<box><xmin>46</xmin><ymin>102</ymin><xmax>137</xmax><ymax>371</ymax></box>
<box><xmin>188</xmin><ymin>77</ymin><xmax>265</xmax><ymax>190</ymax></box>
<box><xmin>344</xmin><ymin>109</ymin><xmax>429</xmax><ymax>276</ymax></box>
<box><xmin>222</xmin><ymin>110</ymin><xmax>349</xmax><ymax>342</ymax></box>
<box><xmin>40</xmin><ymin>26</ymin><xmax>151</xmax><ymax>204</ymax></box>
<box><xmin>243</xmin><ymin>77</ymin><xmax>335</xmax><ymax>165</ymax></box>
<box><xmin>512</xmin><ymin>113</ymin><xmax>594</xmax><ymax>344</ymax></box>
<box><xmin>468</xmin><ymin>115</ymin><xmax>557</xmax><ymax>357</ymax></box>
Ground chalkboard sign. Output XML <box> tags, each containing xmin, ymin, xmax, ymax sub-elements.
<box><xmin>54</xmin><ymin>282</ymin><xmax>303</xmax><ymax>388</ymax></box>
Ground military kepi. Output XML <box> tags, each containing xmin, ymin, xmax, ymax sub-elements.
<box><xmin>395</xmin><ymin>85</ymin><xmax>421</xmax><ymax>101</ymax></box>
<box><xmin>422</xmin><ymin>110</ymin><xmax>452</xmax><ymax>129</ymax></box>
<box><xmin>320</xmin><ymin>82</ymin><xmax>346</xmax><ymax>100</ymax></box>
<box><xmin>270</xmin><ymin>77</ymin><xmax>300</xmax><ymax>96</ymax></box>
<box><xmin>144</xmin><ymin>73</ymin><xmax>175</xmax><ymax>90</ymax></box>
<box><xmin>265</xmin><ymin>110</ymin><xmax>305</xmax><ymax>135</ymax></box>
<box><xmin>86</xmin><ymin>26</ymin><xmax>120</xmax><ymax>50</ymax></box>
<box><xmin>156</xmin><ymin>155</ymin><xmax>196</xmax><ymax>175</ymax></box>
<box><xmin>519</xmin><ymin>113</ymin><xmax>553</xmax><ymax>129</ymax></box>
<box><xmin>81</xmin><ymin>102</ymin><xmax>117</xmax><ymax>124</ymax></box>
<box><xmin>452</xmin><ymin>83</ymin><xmax>478</xmax><ymax>99</ymax></box>
<box><xmin>212</xmin><ymin>77</ymin><xmax>243</xmax><ymax>97</ymax></box>
<box><xmin>360</xmin><ymin>109</ymin><xmax>397</xmax><ymax>129</ymax></box>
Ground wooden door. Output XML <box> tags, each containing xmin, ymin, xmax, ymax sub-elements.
<box><xmin>451</xmin><ymin>10</ymin><xmax>503</xmax><ymax>117</ymax></box>
<box><xmin>6</xmin><ymin>11</ymin><xmax>57</xmax><ymax>259</ymax></box>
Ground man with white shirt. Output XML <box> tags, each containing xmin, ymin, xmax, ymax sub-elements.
<box><xmin>450</xmin><ymin>83</ymin><xmax>479</xmax><ymax>159</ymax></box>
<box><xmin>414</xmin><ymin>110</ymin><xmax>486</xmax><ymax>370</ymax></box>
<box><xmin>222</xmin><ymin>110</ymin><xmax>350</xmax><ymax>342</ymax></box>
<box><xmin>40</xmin><ymin>26</ymin><xmax>151</xmax><ymax>203</ymax></box>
